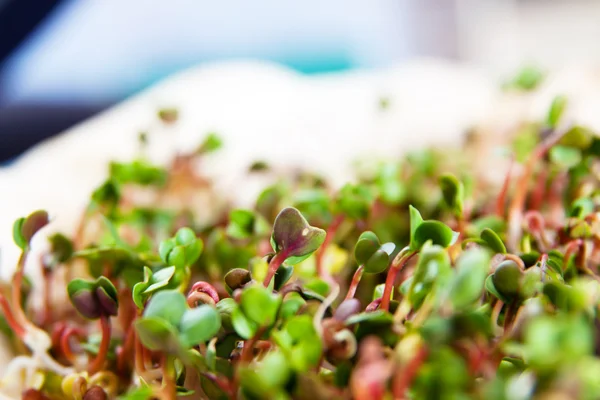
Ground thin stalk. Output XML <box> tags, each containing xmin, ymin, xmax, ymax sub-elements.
<box><xmin>117</xmin><ymin>322</ymin><xmax>136</xmax><ymax>372</ymax></box>
<box><xmin>529</xmin><ymin>169</ymin><xmax>548</xmax><ymax>211</ymax></box>
<box><xmin>0</xmin><ymin>292</ymin><xmax>25</xmax><ymax>337</ymax></box>
<box><xmin>507</xmin><ymin>129</ymin><xmax>566</xmax><ymax>250</ymax></box>
<box><xmin>315</xmin><ymin>215</ymin><xmax>345</xmax><ymax>279</ymax></box>
<box><xmin>42</xmin><ymin>270</ymin><xmax>52</xmax><ymax>326</ymax></box>
<box><xmin>60</xmin><ymin>327</ymin><xmax>82</xmax><ymax>364</ymax></box>
<box><xmin>381</xmin><ymin>249</ymin><xmax>416</xmax><ymax>312</ymax></box>
<box><xmin>88</xmin><ymin>315</ymin><xmax>111</xmax><ymax>374</ymax></box>
<box><xmin>262</xmin><ymin>251</ymin><xmax>288</xmax><ymax>287</ymax></box>
<box><xmin>496</xmin><ymin>155</ymin><xmax>514</xmax><ymax>217</ymax></box>
<box><xmin>392</xmin><ymin>346</ymin><xmax>428</xmax><ymax>399</ymax></box>
<box><xmin>314</xmin><ymin>282</ymin><xmax>340</xmax><ymax>337</ymax></box>
<box><xmin>240</xmin><ymin>327</ymin><xmax>265</xmax><ymax>364</ymax></box>
<box><xmin>202</xmin><ymin>372</ymin><xmax>234</xmax><ymax>397</ymax></box>
<box><xmin>345</xmin><ymin>265</ymin><xmax>364</xmax><ymax>300</ymax></box>
<box><xmin>12</xmin><ymin>253</ymin><xmax>31</xmax><ymax>329</ymax></box>
<box><xmin>134</xmin><ymin>334</ymin><xmax>146</xmax><ymax>377</ymax></box>
<box><xmin>161</xmin><ymin>354</ymin><xmax>176</xmax><ymax>400</ymax></box>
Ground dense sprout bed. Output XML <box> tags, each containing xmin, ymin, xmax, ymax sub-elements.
<box><xmin>3</xmin><ymin>100</ymin><xmax>600</xmax><ymax>400</ymax></box>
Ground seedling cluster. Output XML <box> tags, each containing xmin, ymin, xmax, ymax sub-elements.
<box><xmin>3</xmin><ymin>98</ymin><xmax>600</xmax><ymax>399</ymax></box>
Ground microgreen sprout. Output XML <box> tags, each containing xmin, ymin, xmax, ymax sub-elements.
<box><xmin>4</xmin><ymin>110</ymin><xmax>600</xmax><ymax>398</ymax></box>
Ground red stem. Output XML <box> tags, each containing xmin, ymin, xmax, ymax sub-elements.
<box><xmin>507</xmin><ymin>129</ymin><xmax>566</xmax><ymax>250</ymax></box>
<box><xmin>117</xmin><ymin>322</ymin><xmax>136</xmax><ymax>372</ymax></box>
<box><xmin>345</xmin><ymin>265</ymin><xmax>364</xmax><ymax>300</ymax></box>
<box><xmin>392</xmin><ymin>346</ymin><xmax>428</xmax><ymax>399</ymax></box>
<box><xmin>316</xmin><ymin>215</ymin><xmax>345</xmax><ymax>279</ymax></box>
<box><xmin>43</xmin><ymin>270</ymin><xmax>52</xmax><ymax>326</ymax></box>
<box><xmin>240</xmin><ymin>328</ymin><xmax>264</xmax><ymax>363</ymax></box>
<box><xmin>380</xmin><ymin>251</ymin><xmax>416</xmax><ymax>312</ymax></box>
<box><xmin>0</xmin><ymin>292</ymin><xmax>25</xmax><ymax>337</ymax></box>
<box><xmin>263</xmin><ymin>251</ymin><xmax>288</xmax><ymax>287</ymax></box>
<box><xmin>12</xmin><ymin>253</ymin><xmax>30</xmax><ymax>328</ymax></box>
<box><xmin>88</xmin><ymin>315</ymin><xmax>111</xmax><ymax>374</ymax></box>
<box><xmin>134</xmin><ymin>333</ymin><xmax>146</xmax><ymax>376</ymax></box>
<box><xmin>529</xmin><ymin>169</ymin><xmax>548</xmax><ymax>211</ymax></box>
<box><xmin>60</xmin><ymin>327</ymin><xmax>83</xmax><ymax>364</ymax></box>
<box><xmin>202</xmin><ymin>372</ymin><xmax>234</xmax><ymax>397</ymax></box>
<box><xmin>496</xmin><ymin>155</ymin><xmax>514</xmax><ymax>217</ymax></box>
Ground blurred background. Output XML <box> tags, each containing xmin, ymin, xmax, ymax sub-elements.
<box><xmin>1</xmin><ymin>0</ymin><xmax>600</xmax><ymax>163</ymax></box>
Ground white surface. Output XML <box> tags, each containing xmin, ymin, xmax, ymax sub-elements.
<box><xmin>0</xmin><ymin>59</ymin><xmax>496</xmax><ymax>278</ymax></box>
<box><xmin>2</xmin><ymin>59</ymin><xmax>600</xmax><ymax>280</ymax></box>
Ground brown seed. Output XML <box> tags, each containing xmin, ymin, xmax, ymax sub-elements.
<box><xmin>83</xmin><ymin>386</ymin><xmax>108</xmax><ymax>400</ymax></box>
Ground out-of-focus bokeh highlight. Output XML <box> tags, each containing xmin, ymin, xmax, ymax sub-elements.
<box><xmin>2</xmin><ymin>0</ymin><xmax>600</xmax><ymax>162</ymax></box>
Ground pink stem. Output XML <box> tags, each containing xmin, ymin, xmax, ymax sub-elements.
<box><xmin>316</xmin><ymin>215</ymin><xmax>345</xmax><ymax>279</ymax></box>
<box><xmin>380</xmin><ymin>251</ymin><xmax>416</xmax><ymax>312</ymax></box>
<box><xmin>345</xmin><ymin>265</ymin><xmax>364</xmax><ymax>300</ymax></box>
<box><xmin>263</xmin><ymin>251</ymin><xmax>289</xmax><ymax>287</ymax></box>
<box><xmin>88</xmin><ymin>315</ymin><xmax>111</xmax><ymax>374</ymax></box>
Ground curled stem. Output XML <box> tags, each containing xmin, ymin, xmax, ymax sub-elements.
<box><xmin>314</xmin><ymin>282</ymin><xmax>340</xmax><ymax>338</ymax></box>
<box><xmin>88</xmin><ymin>315</ymin><xmax>111</xmax><ymax>375</ymax></box>
<box><xmin>60</xmin><ymin>327</ymin><xmax>84</xmax><ymax>365</ymax></box>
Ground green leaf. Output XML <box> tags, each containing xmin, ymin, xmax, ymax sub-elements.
<box><xmin>409</xmin><ymin>244</ymin><xmax>451</xmax><ymax>309</ymax></box>
<box><xmin>570</xmin><ymin>197</ymin><xmax>594</xmax><ymax>218</ymax></box>
<box><xmin>178</xmin><ymin>305</ymin><xmax>222</xmax><ymax>347</ymax></box>
<box><xmin>449</xmin><ymin>249</ymin><xmax>491</xmax><ymax>310</ymax></box>
<box><xmin>335</xmin><ymin>183</ymin><xmax>374</xmax><ymax>220</ymax></box>
<box><xmin>505</xmin><ymin>66</ymin><xmax>544</xmax><ymax>91</ymax></box>
<box><xmin>143</xmin><ymin>290</ymin><xmax>187</xmax><ymax>327</ymax></box>
<box><xmin>46</xmin><ymin>233</ymin><xmax>74</xmax><ymax>266</ymax></box>
<box><xmin>226</xmin><ymin>209</ymin><xmax>256</xmax><ymax>240</ymax></box>
<box><xmin>132</xmin><ymin>266</ymin><xmax>176</xmax><ymax>308</ymax></box>
<box><xmin>273</xmin><ymin>264</ymin><xmax>294</xmax><ymax>290</ymax></box>
<box><xmin>345</xmin><ymin>310</ymin><xmax>393</xmax><ymax>326</ymax></box>
<box><xmin>549</xmin><ymin>145</ymin><xmax>581</xmax><ymax>169</ymax></box>
<box><xmin>491</xmin><ymin>260</ymin><xmax>522</xmax><ymax>300</ymax></box>
<box><xmin>547</xmin><ymin>95</ymin><xmax>568</xmax><ymax>128</ymax></box>
<box><xmin>240</xmin><ymin>285</ymin><xmax>281</xmax><ymax>327</ymax></box>
<box><xmin>197</xmin><ymin>132</ymin><xmax>223</xmax><ymax>154</ymax></box>
<box><xmin>439</xmin><ymin>174</ymin><xmax>464</xmax><ymax>216</ymax></box>
<box><xmin>13</xmin><ymin>210</ymin><xmax>50</xmax><ymax>249</ymax></box>
<box><xmin>413</xmin><ymin>220</ymin><xmax>456</xmax><ymax>249</ymax></box>
<box><xmin>484</xmin><ymin>275</ymin><xmax>509</xmax><ymax>303</ymax></box>
<box><xmin>480</xmin><ymin>228</ymin><xmax>507</xmax><ymax>254</ymax></box>
<box><xmin>559</xmin><ymin>125</ymin><xmax>594</xmax><ymax>149</ymax></box>
<box><xmin>117</xmin><ymin>385</ymin><xmax>154</xmax><ymax>400</ymax></box>
<box><xmin>159</xmin><ymin>228</ymin><xmax>203</xmax><ymax>268</ymax></box>
<box><xmin>135</xmin><ymin>317</ymin><xmax>181</xmax><ymax>353</ymax></box>
<box><xmin>109</xmin><ymin>159</ymin><xmax>167</xmax><ymax>186</ymax></box>
<box><xmin>12</xmin><ymin>218</ymin><xmax>26</xmax><ymax>250</ymax></box>
<box><xmin>409</xmin><ymin>205</ymin><xmax>424</xmax><ymax>250</ymax></box>
<box><xmin>91</xmin><ymin>179</ymin><xmax>121</xmax><ymax>210</ymax></box>
<box><xmin>231</xmin><ymin>306</ymin><xmax>258</xmax><ymax>339</ymax></box>
<box><xmin>354</xmin><ymin>231</ymin><xmax>394</xmax><ymax>274</ymax></box>
<box><xmin>271</xmin><ymin>207</ymin><xmax>326</xmax><ymax>265</ymax></box>
<box><xmin>146</xmin><ymin>266</ymin><xmax>176</xmax><ymax>293</ymax></box>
